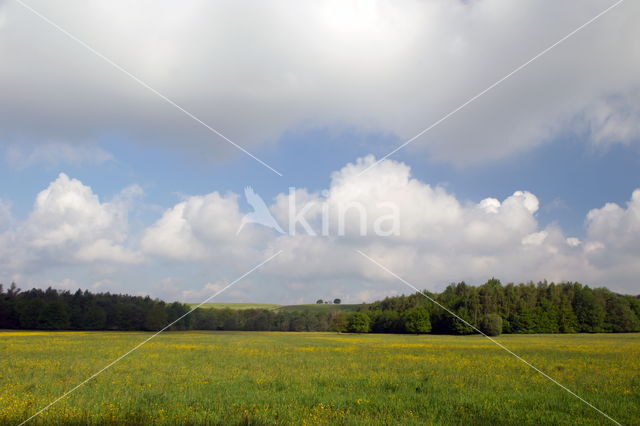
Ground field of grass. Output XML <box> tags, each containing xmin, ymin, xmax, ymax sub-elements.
<box><xmin>188</xmin><ymin>303</ymin><xmax>282</xmax><ymax>310</ymax></box>
<box><xmin>190</xmin><ymin>302</ymin><xmax>359</xmax><ymax>312</ymax></box>
<box><xmin>1</xmin><ymin>331</ymin><xmax>638</xmax><ymax>425</ymax></box>
<box><xmin>277</xmin><ymin>303</ymin><xmax>361</xmax><ymax>312</ymax></box>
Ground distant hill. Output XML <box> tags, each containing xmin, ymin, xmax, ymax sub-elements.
<box><xmin>190</xmin><ymin>302</ymin><xmax>361</xmax><ymax>312</ymax></box>
<box><xmin>278</xmin><ymin>304</ymin><xmax>361</xmax><ymax>312</ymax></box>
<box><xmin>189</xmin><ymin>303</ymin><xmax>281</xmax><ymax>310</ymax></box>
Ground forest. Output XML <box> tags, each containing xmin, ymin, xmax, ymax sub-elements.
<box><xmin>1</xmin><ymin>280</ymin><xmax>639</xmax><ymax>335</ymax></box>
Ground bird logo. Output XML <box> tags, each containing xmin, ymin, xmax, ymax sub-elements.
<box><xmin>236</xmin><ymin>186</ymin><xmax>285</xmax><ymax>235</ymax></box>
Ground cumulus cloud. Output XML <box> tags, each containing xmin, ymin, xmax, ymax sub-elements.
<box><xmin>583</xmin><ymin>190</ymin><xmax>640</xmax><ymax>283</ymax></box>
<box><xmin>139</xmin><ymin>156</ymin><xmax>639</xmax><ymax>300</ymax></box>
<box><xmin>0</xmin><ymin>0</ymin><xmax>639</xmax><ymax>166</ymax></box>
<box><xmin>0</xmin><ymin>173</ymin><xmax>142</xmax><ymax>272</ymax></box>
<box><xmin>1</xmin><ymin>158</ymin><xmax>639</xmax><ymax>301</ymax></box>
<box><xmin>140</xmin><ymin>191</ymin><xmax>268</xmax><ymax>262</ymax></box>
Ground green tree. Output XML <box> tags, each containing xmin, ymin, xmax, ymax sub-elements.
<box><xmin>575</xmin><ymin>287</ymin><xmax>605</xmax><ymax>332</ymax></box>
<box><xmin>511</xmin><ymin>305</ymin><xmax>535</xmax><ymax>334</ymax></box>
<box><xmin>17</xmin><ymin>298</ymin><xmax>45</xmax><ymax>329</ymax></box>
<box><xmin>534</xmin><ymin>297</ymin><xmax>559</xmax><ymax>333</ymax></box>
<box><xmin>84</xmin><ymin>305</ymin><xmax>107</xmax><ymax>330</ymax></box>
<box><xmin>40</xmin><ymin>301</ymin><xmax>71</xmax><ymax>330</ymax></box>
<box><xmin>328</xmin><ymin>311</ymin><xmax>348</xmax><ymax>333</ymax></box>
<box><xmin>333</xmin><ymin>298</ymin><xmax>342</xmax><ymax>305</ymax></box>
<box><xmin>143</xmin><ymin>304</ymin><xmax>168</xmax><ymax>331</ymax></box>
<box><xmin>604</xmin><ymin>295</ymin><xmax>640</xmax><ymax>332</ymax></box>
<box><xmin>347</xmin><ymin>312</ymin><xmax>370</xmax><ymax>333</ymax></box>
<box><xmin>167</xmin><ymin>302</ymin><xmax>191</xmax><ymax>330</ymax></box>
<box><xmin>558</xmin><ymin>296</ymin><xmax>579</xmax><ymax>333</ymax></box>
<box><xmin>371</xmin><ymin>310</ymin><xmax>401</xmax><ymax>333</ymax></box>
<box><xmin>402</xmin><ymin>306</ymin><xmax>431</xmax><ymax>334</ymax></box>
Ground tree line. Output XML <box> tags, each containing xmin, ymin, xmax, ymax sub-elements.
<box><xmin>1</xmin><ymin>280</ymin><xmax>639</xmax><ymax>334</ymax></box>
<box><xmin>358</xmin><ymin>279</ymin><xmax>640</xmax><ymax>335</ymax></box>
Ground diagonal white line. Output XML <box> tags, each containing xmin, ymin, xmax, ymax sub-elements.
<box><xmin>18</xmin><ymin>250</ymin><xmax>283</xmax><ymax>426</ymax></box>
<box><xmin>13</xmin><ymin>0</ymin><xmax>283</xmax><ymax>177</ymax></box>
<box><xmin>356</xmin><ymin>249</ymin><xmax>621</xmax><ymax>426</ymax></box>
<box><xmin>358</xmin><ymin>0</ymin><xmax>625</xmax><ymax>176</ymax></box>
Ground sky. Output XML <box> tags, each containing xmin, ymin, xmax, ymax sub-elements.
<box><xmin>1</xmin><ymin>0</ymin><xmax>639</xmax><ymax>303</ymax></box>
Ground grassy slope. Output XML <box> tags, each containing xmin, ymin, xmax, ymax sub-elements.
<box><xmin>190</xmin><ymin>303</ymin><xmax>361</xmax><ymax>312</ymax></box>
<box><xmin>277</xmin><ymin>303</ymin><xmax>361</xmax><ymax>312</ymax></box>
<box><xmin>189</xmin><ymin>303</ymin><xmax>281</xmax><ymax>310</ymax></box>
<box><xmin>1</xmin><ymin>332</ymin><xmax>638</xmax><ymax>424</ymax></box>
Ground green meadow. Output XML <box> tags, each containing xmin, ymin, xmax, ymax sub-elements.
<box><xmin>189</xmin><ymin>302</ymin><xmax>360</xmax><ymax>313</ymax></box>
<box><xmin>1</xmin><ymin>331</ymin><xmax>638</xmax><ymax>425</ymax></box>
<box><xmin>188</xmin><ymin>303</ymin><xmax>283</xmax><ymax>311</ymax></box>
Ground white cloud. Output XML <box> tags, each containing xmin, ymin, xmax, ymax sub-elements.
<box><xmin>140</xmin><ymin>191</ymin><xmax>267</xmax><ymax>262</ymax></box>
<box><xmin>25</xmin><ymin>173</ymin><xmax>124</xmax><ymax>248</ymax></box>
<box><xmin>522</xmin><ymin>231</ymin><xmax>548</xmax><ymax>246</ymax></box>
<box><xmin>2</xmin><ymin>158</ymin><xmax>639</xmax><ymax>301</ymax></box>
<box><xmin>1</xmin><ymin>1</ymin><xmax>639</xmax><ymax>165</ymax></box>
<box><xmin>139</xmin><ymin>156</ymin><xmax>640</xmax><ymax>299</ymax></box>
<box><xmin>580</xmin><ymin>92</ymin><xmax>640</xmax><ymax>148</ymax></box>
<box><xmin>566</xmin><ymin>237</ymin><xmax>581</xmax><ymax>247</ymax></box>
<box><xmin>74</xmin><ymin>239</ymin><xmax>142</xmax><ymax>264</ymax></box>
<box><xmin>0</xmin><ymin>173</ymin><xmax>142</xmax><ymax>272</ymax></box>
<box><xmin>586</xmin><ymin>189</ymin><xmax>640</xmax><ymax>246</ymax></box>
<box><xmin>583</xmin><ymin>190</ymin><xmax>640</xmax><ymax>284</ymax></box>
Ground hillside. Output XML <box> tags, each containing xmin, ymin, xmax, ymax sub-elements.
<box><xmin>277</xmin><ymin>303</ymin><xmax>361</xmax><ymax>312</ymax></box>
<box><xmin>189</xmin><ymin>303</ymin><xmax>281</xmax><ymax>310</ymax></box>
<box><xmin>191</xmin><ymin>302</ymin><xmax>360</xmax><ymax>312</ymax></box>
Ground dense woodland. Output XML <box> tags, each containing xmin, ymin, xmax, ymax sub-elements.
<box><xmin>1</xmin><ymin>280</ymin><xmax>639</xmax><ymax>335</ymax></box>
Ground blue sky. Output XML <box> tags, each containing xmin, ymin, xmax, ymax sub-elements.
<box><xmin>3</xmin><ymin>128</ymin><xmax>638</xmax><ymax>237</ymax></box>
<box><xmin>1</xmin><ymin>0</ymin><xmax>639</xmax><ymax>302</ymax></box>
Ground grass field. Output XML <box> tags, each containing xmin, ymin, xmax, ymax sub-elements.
<box><xmin>190</xmin><ymin>302</ymin><xmax>359</xmax><ymax>312</ymax></box>
<box><xmin>1</xmin><ymin>331</ymin><xmax>638</xmax><ymax>425</ymax></box>
<box><xmin>188</xmin><ymin>303</ymin><xmax>282</xmax><ymax>310</ymax></box>
<box><xmin>277</xmin><ymin>303</ymin><xmax>360</xmax><ymax>312</ymax></box>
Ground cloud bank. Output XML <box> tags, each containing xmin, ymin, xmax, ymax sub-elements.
<box><xmin>1</xmin><ymin>0</ymin><xmax>639</xmax><ymax>165</ymax></box>
<box><xmin>1</xmin><ymin>157</ymin><xmax>638</xmax><ymax>302</ymax></box>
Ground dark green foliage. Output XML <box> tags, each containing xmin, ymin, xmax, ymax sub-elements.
<box><xmin>144</xmin><ymin>304</ymin><xmax>168</xmax><ymax>331</ymax></box>
<box><xmin>40</xmin><ymin>301</ymin><xmax>70</xmax><ymax>330</ymax></box>
<box><xmin>480</xmin><ymin>314</ymin><xmax>502</xmax><ymax>336</ymax></box>
<box><xmin>575</xmin><ymin>286</ymin><xmax>605</xmax><ymax>332</ymax></box>
<box><xmin>363</xmin><ymin>279</ymin><xmax>639</xmax><ymax>335</ymax></box>
<box><xmin>603</xmin><ymin>292</ymin><xmax>640</xmax><ymax>332</ymax></box>
<box><xmin>328</xmin><ymin>311</ymin><xmax>349</xmax><ymax>333</ymax></box>
<box><xmin>402</xmin><ymin>306</ymin><xmax>431</xmax><ymax>334</ymax></box>
<box><xmin>370</xmin><ymin>309</ymin><xmax>402</xmax><ymax>333</ymax></box>
<box><xmin>0</xmin><ymin>285</ymin><xmax>188</xmax><ymax>331</ymax></box>
<box><xmin>333</xmin><ymin>298</ymin><xmax>341</xmax><ymax>305</ymax></box>
<box><xmin>1</xmin><ymin>280</ymin><xmax>638</xmax><ymax>335</ymax></box>
<box><xmin>347</xmin><ymin>312</ymin><xmax>371</xmax><ymax>333</ymax></box>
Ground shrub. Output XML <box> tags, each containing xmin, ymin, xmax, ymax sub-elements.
<box><xmin>480</xmin><ymin>314</ymin><xmax>503</xmax><ymax>336</ymax></box>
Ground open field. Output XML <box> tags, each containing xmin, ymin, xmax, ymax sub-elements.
<box><xmin>188</xmin><ymin>303</ymin><xmax>282</xmax><ymax>310</ymax></box>
<box><xmin>190</xmin><ymin>302</ymin><xmax>360</xmax><ymax>312</ymax></box>
<box><xmin>277</xmin><ymin>303</ymin><xmax>361</xmax><ymax>312</ymax></box>
<box><xmin>1</xmin><ymin>331</ymin><xmax>638</xmax><ymax>425</ymax></box>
